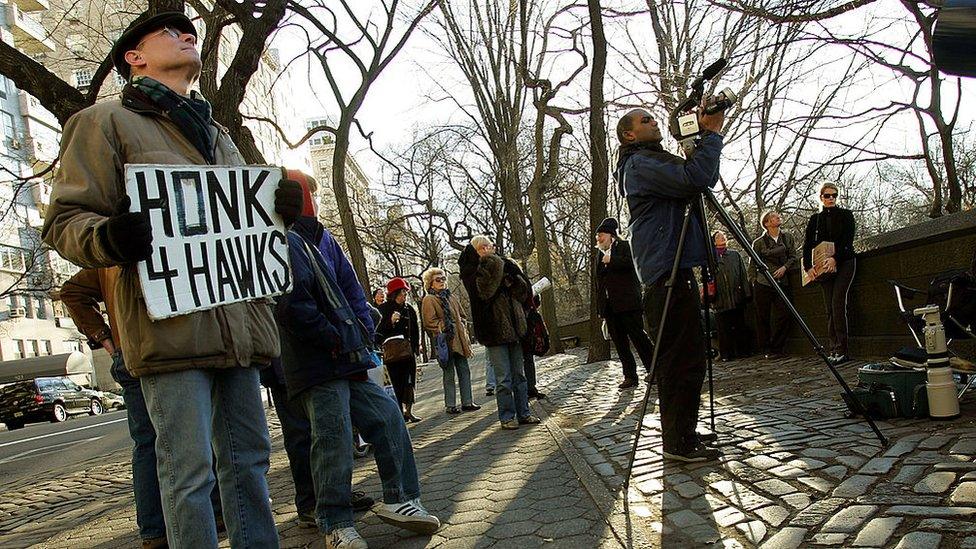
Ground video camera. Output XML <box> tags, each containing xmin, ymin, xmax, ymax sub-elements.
<box><xmin>668</xmin><ymin>58</ymin><xmax>737</xmax><ymax>154</ymax></box>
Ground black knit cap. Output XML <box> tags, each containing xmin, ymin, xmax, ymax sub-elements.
<box><xmin>111</xmin><ymin>11</ymin><xmax>197</xmax><ymax>81</ymax></box>
<box><xmin>596</xmin><ymin>217</ymin><xmax>619</xmax><ymax>236</ymax></box>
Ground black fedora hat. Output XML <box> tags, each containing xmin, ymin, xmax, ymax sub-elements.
<box><xmin>111</xmin><ymin>11</ymin><xmax>197</xmax><ymax>81</ymax></box>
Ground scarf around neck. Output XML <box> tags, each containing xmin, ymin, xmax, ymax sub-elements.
<box><xmin>131</xmin><ymin>76</ymin><xmax>216</xmax><ymax>164</ymax></box>
<box><xmin>436</xmin><ymin>288</ymin><xmax>456</xmax><ymax>341</ymax></box>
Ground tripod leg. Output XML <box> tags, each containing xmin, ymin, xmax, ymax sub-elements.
<box><xmin>702</xmin><ymin>189</ymin><xmax>888</xmax><ymax>446</ymax></box>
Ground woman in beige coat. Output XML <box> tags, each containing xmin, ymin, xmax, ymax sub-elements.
<box><xmin>421</xmin><ymin>268</ymin><xmax>481</xmax><ymax>415</ymax></box>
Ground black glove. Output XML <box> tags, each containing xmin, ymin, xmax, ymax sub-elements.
<box><xmin>97</xmin><ymin>195</ymin><xmax>152</xmax><ymax>263</ymax></box>
<box><xmin>275</xmin><ymin>179</ymin><xmax>304</xmax><ymax>226</ymax></box>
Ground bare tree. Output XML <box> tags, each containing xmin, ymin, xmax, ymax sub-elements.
<box><xmin>585</xmin><ymin>0</ymin><xmax>610</xmax><ymax>362</ymax></box>
<box><xmin>287</xmin><ymin>0</ymin><xmax>441</xmax><ymax>296</ymax></box>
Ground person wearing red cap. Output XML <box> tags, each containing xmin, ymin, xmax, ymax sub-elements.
<box><xmin>42</xmin><ymin>10</ymin><xmax>306</xmax><ymax>548</ymax></box>
<box><xmin>276</xmin><ymin>175</ymin><xmax>439</xmax><ymax>548</ymax></box>
<box><xmin>377</xmin><ymin>277</ymin><xmax>422</xmax><ymax>422</ymax></box>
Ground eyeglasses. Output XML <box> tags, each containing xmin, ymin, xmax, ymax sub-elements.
<box><xmin>434</xmin><ymin>276</ymin><xmax>447</xmax><ymax>282</ymax></box>
<box><xmin>136</xmin><ymin>27</ymin><xmax>184</xmax><ymax>49</ymax></box>
<box><xmin>822</xmin><ymin>193</ymin><xmax>838</xmax><ymax>199</ymax></box>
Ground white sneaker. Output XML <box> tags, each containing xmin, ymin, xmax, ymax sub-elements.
<box><xmin>374</xmin><ymin>498</ymin><xmax>441</xmax><ymax>534</ymax></box>
<box><xmin>326</xmin><ymin>527</ymin><xmax>368</xmax><ymax>549</ymax></box>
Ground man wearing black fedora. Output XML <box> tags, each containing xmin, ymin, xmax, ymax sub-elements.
<box><xmin>594</xmin><ymin>217</ymin><xmax>655</xmax><ymax>389</ymax></box>
<box><xmin>42</xmin><ymin>10</ymin><xmax>305</xmax><ymax>549</ymax></box>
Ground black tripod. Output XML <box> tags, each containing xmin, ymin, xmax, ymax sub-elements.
<box><xmin>623</xmin><ymin>186</ymin><xmax>888</xmax><ymax>489</ymax></box>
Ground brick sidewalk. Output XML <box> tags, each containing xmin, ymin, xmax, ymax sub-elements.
<box><xmin>1</xmin><ymin>350</ymin><xmax>621</xmax><ymax>549</ymax></box>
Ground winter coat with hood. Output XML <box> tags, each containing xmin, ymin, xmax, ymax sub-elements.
<box><xmin>458</xmin><ymin>245</ymin><xmax>530</xmax><ymax>347</ymax></box>
<box><xmin>276</xmin><ymin>216</ymin><xmax>373</xmax><ymax>397</ymax></box>
<box><xmin>41</xmin><ymin>85</ymin><xmax>279</xmax><ymax>377</ymax></box>
<box><xmin>614</xmin><ymin>132</ymin><xmax>723</xmax><ymax>286</ymax></box>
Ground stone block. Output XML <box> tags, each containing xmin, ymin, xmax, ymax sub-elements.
<box><xmin>714</xmin><ymin>506</ymin><xmax>747</xmax><ymax>527</ymax></box>
<box><xmin>950</xmin><ymin>437</ymin><xmax>976</xmax><ymax>455</ymax></box>
<box><xmin>759</xmin><ymin>527</ymin><xmax>807</xmax><ymax>549</ymax></box>
<box><xmin>913</xmin><ymin>472</ymin><xmax>956</xmax><ymax>494</ymax></box>
<box><xmin>851</xmin><ymin>517</ymin><xmax>902</xmax><ymax>547</ymax></box>
<box><xmin>894</xmin><ymin>531</ymin><xmax>942</xmax><ymax>549</ymax></box>
<box><xmin>918</xmin><ymin>518</ymin><xmax>976</xmax><ymax>533</ymax></box>
<box><xmin>809</xmin><ymin>533</ymin><xmax>848</xmax><ymax>545</ymax></box>
<box><xmin>859</xmin><ymin>457</ymin><xmax>897</xmax><ymax>475</ymax></box>
<box><xmin>754</xmin><ymin>479</ymin><xmax>795</xmax><ymax>496</ymax></box>
<box><xmin>755</xmin><ymin>505</ymin><xmax>790</xmax><ymax>527</ymax></box>
<box><xmin>886</xmin><ymin>505</ymin><xmax>976</xmax><ymax>517</ymax></box>
<box><xmin>831</xmin><ymin>475</ymin><xmax>878</xmax><ymax>498</ymax></box>
<box><xmin>737</xmin><ymin>520</ymin><xmax>767</xmax><ymax>545</ymax></box>
<box><xmin>674</xmin><ymin>481</ymin><xmax>705</xmax><ymax>499</ymax></box>
<box><xmin>822</xmin><ymin>504</ymin><xmax>878</xmax><ymax>533</ymax></box>
<box><xmin>892</xmin><ymin>464</ymin><xmax>926</xmax><ymax>485</ymax></box>
<box><xmin>951</xmin><ymin>482</ymin><xmax>976</xmax><ymax>505</ymax></box>
<box><xmin>797</xmin><ymin>476</ymin><xmax>833</xmax><ymax>493</ymax></box>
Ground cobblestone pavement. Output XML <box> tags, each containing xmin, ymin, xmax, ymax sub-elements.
<box><xmin>537</xmin><ymin>349</ymin><xmax>976</xmax><ymax>548</ymax></box>
<box><xmin>0</xmin><ymin>350</ymin><xmax>620</xmax><ymax>549</ymax></box>
<box><xmin>4</xmin><ymin>347</ymin><xmax>976</xmax><ymax>548</ymax></box>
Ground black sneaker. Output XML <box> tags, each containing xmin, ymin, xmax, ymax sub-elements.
<box><xmin>663</xmin><ymin>444</ymin><xmax>721</xmax><ymax>463</ymax></box>
<box><xmin>351</xmin><ymin>490</ymin><xmax>374</xmax><ymax>512</ymax></box>
<box><xmin>446</xmin><ymin>406</ymin><xmax>461</xmax><ymax>414</ymax></box>
<box><xmin>461</xmin><ymin>404</ymin><xmax>481</xmax><ymax>411</ymax></box>
<box><xmin>697</xmin><ymin>432</ymin><xmax>719</xmax><ymax>445</ymax></box>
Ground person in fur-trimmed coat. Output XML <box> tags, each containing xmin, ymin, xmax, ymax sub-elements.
<box><xmin>458</xmin><ymin>236</ymin><xmax>541</xmax><ymax>430</ymax></box>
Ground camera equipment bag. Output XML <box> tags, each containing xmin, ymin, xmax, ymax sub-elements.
<box><xmin>842</xmin><ymin>363</ymin><xmax>928</xmax><ymax>419</ymax></box>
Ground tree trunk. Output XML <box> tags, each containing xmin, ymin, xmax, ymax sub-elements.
<box><xmin>332</xmin><ymin>122</ymin><xmax>373</xmax><ymax>296</ymax></box>
<box><xmin>586</xmin><ymin>0</ymin><xmax>610</xmax><ymax>363</ymax></box>
<box><xmin>528</xmin><ymin>109</ymin><xmax>562</xmax><ymax>353</ymax></box>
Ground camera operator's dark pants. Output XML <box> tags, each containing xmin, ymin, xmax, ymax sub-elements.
<box><xmin>606</xmin><ymin>310</ymin><xmax>655</xmax><ymax>381</ymax></box>
<box><xmin>643</xmin><ymin>269</ymin><xmax>708</xmax><ymax>454</ymax></box>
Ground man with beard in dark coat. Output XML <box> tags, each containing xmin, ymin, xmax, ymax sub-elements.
<box><xmin>613</xmin><ymin>106</ymin><xmax>724</xmax><ymax>463</ymax></box>
<box><xmin>595</xmin><ymin>217</ymin><xmax>655</xmax><ymax>389</ymax></box>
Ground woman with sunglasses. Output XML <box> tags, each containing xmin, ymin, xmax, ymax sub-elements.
<box><xmin>420</xmin><ymin>268</ymin><xmax>481</xmax><ymax>415</ymax></box>
<box><xmin>803</xmin><ymin>183</ymin><xmax>857</xmax><ymax>364</ymax></box>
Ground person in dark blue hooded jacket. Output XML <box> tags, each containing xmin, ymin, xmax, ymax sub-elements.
<box><xmin>613</xmin><ymin>106</ymin><xmax>724</xmax><ymax>463</ymax></box>
<box><xmin>276</xmin><ymin>176</ymin><xmax>440</xmax><ymax>548</ymax></box>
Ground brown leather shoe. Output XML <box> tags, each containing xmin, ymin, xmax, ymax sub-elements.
<box><xmin>618</xmin><ymin>378</ymin><xmax>638</xmax><ymax>389</ymax></box>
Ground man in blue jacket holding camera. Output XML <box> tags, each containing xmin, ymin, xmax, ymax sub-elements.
<box><xmin>613</xmin><ymin>106</ymin><xmax>724</xmax><ymax>462</ymax></box>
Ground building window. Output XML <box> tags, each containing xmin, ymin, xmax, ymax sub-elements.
<box><xmin>64</xmin><ymin>339</ymin><xmax>82</xmax><ymax>353</ymax></box>
<box><xmin>0</xmin><ymin>111</ymin><xmax>15</xmax><ymax>141</ymax></box>
<box><xmin>13</xmin><ymin>340</ymin><xmax>25</xmax><ymax>360</ymax></box>
<box><xmin>53</xmin><ymin>300</ymin><xmax>65</xmax><ymax>318</ymax></box>
<box><xmin>0</xmin><ymin>247</ymin><xmax>27</xmax><ymax>273</ymax></box>
<box><xmin>0</xmin><ymin>75</ymin><xmax>7</xmax><ymax>99</ymax></box>
<box><xmin>24</xmin><ymin>339</ymin><xmax>37</xmax><ymax>358</ymax></box>
<box><xmin>73</xmin><ymin>68</ymin><xmax>94</xmax><ymax>89</ymax></box>
<box><xmin>43</xmin><ymin>340</ymin><xmax>52</xmax><ymax>356</ymax></box>
<box><xmin>23</xmin><ymin>295</ymin><xmax>34</xmax><ymax>319</ymax></box>
<box><xmin>36</xmin><ymin>297</ymin><xmax>46</xmax><ymax>319</ymax></box>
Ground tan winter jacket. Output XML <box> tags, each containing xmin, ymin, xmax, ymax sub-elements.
<box><xmin>41</xmin><ymin>93</ymin><xmax>279</xmax><ymax>377</ymax></box>
<box><xmin>421</xmin><ymin>292</ymin><xmax>472</xmax><ymax>358</ymax></box>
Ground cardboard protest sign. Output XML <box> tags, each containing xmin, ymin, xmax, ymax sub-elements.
<box><xmin>124</xmin><ymin>165</ymin><xmax>292</xmax><ymax>320</ymax></box>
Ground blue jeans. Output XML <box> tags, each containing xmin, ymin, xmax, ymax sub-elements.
<box><xmin>485</xmin><ymin>344</ymin><xmax>530</xmax><ymax>422</ymax></box>
<box><xmin>441</xmin><ymin>354</ymin><xmax>473</xmax><ymax>408</ymax></box>
<box><xmin>486</xmin><ymin>357</ymin><xmax>496</xmax><ymax>390</ymax></box>
<box><xmin>111</xmin><ymin>352</ymin><xmax>166</xmax><ymax>541</ymax></box>
<box><xmin>302</xmin><ymin>379</ymin><xmax>420</xmax><ymax>533</ymax></box>
<box><xmin>269</xmin><ymin>383</ymin><xmax>315</xmax><ymax>514</ymax></box>
<box><xmin>141</xmin><ymin>367</ymin><xmax>278</xmax><ymax>549</ymax></box>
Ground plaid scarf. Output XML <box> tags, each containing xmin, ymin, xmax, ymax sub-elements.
<box><xmin>131</xmin><ymin>76</ymin><xmax>216</xmax><ymax>164</ymax></box>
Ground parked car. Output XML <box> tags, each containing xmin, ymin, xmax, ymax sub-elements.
<box><xmin>0</xmin><ymin>376</ymin><xmax>108</xmax><ymax>430</ymax></box>
<box><xmin>95</xmin><ymin>390</ymin><xmax>126</xmax><ymax>411</ymax></box>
